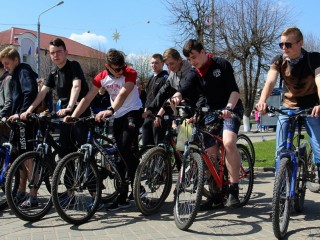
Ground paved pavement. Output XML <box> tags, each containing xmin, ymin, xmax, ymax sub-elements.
<box><xmin>2</xmin><ymin>128</ymin><xmax>319</xmax><ymax>240</ymax></box>
<box><xmin>1</xmin><ymin>170</ymin><xmax>320</xmax><ymax>240</ymax></box>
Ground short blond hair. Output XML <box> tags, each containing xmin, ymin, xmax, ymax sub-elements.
<box><xmin>0</xmin><ymin>46</ymin><xmax>20</xmax><ymax>62</ymax></box>
<box><xmin>281</xmin><ymin>27</ymin><xmax>303</xmax><ymax>42</ymax></box>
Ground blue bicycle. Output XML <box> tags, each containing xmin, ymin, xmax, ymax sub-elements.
<box><xmin>268</xmin><ymin>106</ymin><xmax>313</xmax><ymax>239</ymax></box>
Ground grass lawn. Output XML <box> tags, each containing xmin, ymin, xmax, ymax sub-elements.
<box><xmin>252</xmin><ymin>133</ymin><xmax>310</xmax><ymax>168</ymax></box>
<box><xmin>253</xmin><ymin>140</ymin><xmax>276</xmax><ymax>168</ymax></box>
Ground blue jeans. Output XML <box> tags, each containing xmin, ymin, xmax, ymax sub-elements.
<box><xmin>276</xmin><ymin>109</ymin><xmax>320</xmax><ymax>164</ymax></box>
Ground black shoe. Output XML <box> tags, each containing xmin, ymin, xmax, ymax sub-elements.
<box><xmin>200</xmin><ymin>195</ymin><xmax>224</xmax><ymax>211</ymax></box>
<box><xmin>226</xmin><ymin>183</ymin><xmax>240</xmax><ymax>208</ymax></box>
<box><xmin>107</xmin><ymin>201</ymin><xmax>131</xmax><ymax>211</ymax></box>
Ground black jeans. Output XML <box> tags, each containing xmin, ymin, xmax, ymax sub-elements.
<box><xmin>141</xmin><ymin>117</ymin><xmax>167</xmax><ymax>146</ymax></box>
<box><xmin>113</xmin><ymin>109</ymin><xmax>143</xmax><ymax>203</ymax></box>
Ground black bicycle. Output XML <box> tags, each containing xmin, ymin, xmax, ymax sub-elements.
<box><xmin>51</xmin><ymin>116</ymin><xmax>135</xmax><ymax>225</ymax></box>
<box><xmin>5</xmin><ymin>113</ymin><xmax>61</xmax><ymax>221</ymax></box>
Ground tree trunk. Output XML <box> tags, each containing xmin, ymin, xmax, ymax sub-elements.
<box><xmin>242</xmin><ymin>115</ymin><xmax>251</xmax><ymax>132</ymax></box>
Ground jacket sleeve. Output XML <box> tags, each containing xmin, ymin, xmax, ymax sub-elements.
<box><xmin>19</xmin><ymin>69</ymin><xmax>38</xmax><ymax>113</ymax></box>
<box><xmin>147</xmin><ymin>79</ymin><xmax>174</xmax><ymax>113</ymax></box>
<box><xmin>0</xmin><ymin>76</ymin><xmax>12</xmax><ymax>117</ymax></box>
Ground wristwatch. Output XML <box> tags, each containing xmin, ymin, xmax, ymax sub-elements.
<box><xmin>107</xmin><ymin>106</ymin><xmax>115</xmax><ymax>114</ymax></box>
<box><xmin>224</xmin><ymin>106</ymin><xmax>233</xmax><ymax>111</ymax></box>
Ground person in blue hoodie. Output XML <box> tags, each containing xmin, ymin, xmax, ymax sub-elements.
<box><xmin>0</xmin><ymin>46</ymin><xmax>38</xmax><ymax>209</ymax></box>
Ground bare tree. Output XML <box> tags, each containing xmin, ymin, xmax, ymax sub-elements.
<box><xmin>303</xmin><ymin>33</ymin><xmax>320</xmax><ymax>52</ymax></box>
<box><xmin>126</xmin><ymin>54</ymin><xmax>152</xmax><ymax>90</ymax></box>
<box><xmin>164</xmin><ymin>0</ymin><xmax>291</xmax><ymax>131</ymax></box>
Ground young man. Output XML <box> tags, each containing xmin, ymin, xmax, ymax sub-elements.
<box><xmin>0</xmin><ymin>46</ymin><xmax>38</xmax><ymax>208</ymax></box>
<box><xmin>256</xmin><ymin>27</ymin><xmax>320</xmax><ymax>176</ymax></box>
<box><xmin>67</xmin><ymin>49</ymin><xmax>143</xmax><ymax>211</ymax></box>
<box><xmin>21</xmin><ymin>38</ymin><xmax>90</xmax><ymax>156</ymax></box>
<box><xmin>20</xmin><ymin>38</ymin><xmax>90</xmax><ymax>208</ymax></box>
<box><xmin>171</xmin><ymin>39</ymin><xmax>244</xmax><ymax>209</ymax></box>
<box><xmin>146</xmin><ymin>48</ymin><xmax>197</xmax><ymax>125</ymax></box>
<box><xmin>141</xmin><ymin>53</ymin><xmax>168</xmax><ymax>145</ymax></box>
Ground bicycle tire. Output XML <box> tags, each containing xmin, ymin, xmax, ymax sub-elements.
<box><xmin>272</xmin><ymin>157</ymin><xmax>292</xmax><ymax>239</ymax></box>
<box><xmin>237</xmin><ymin>144</ymin><xmax>254</xmax><ymax>206</ymax></box>
<box><xmin>305</xmin><ymin>148</ymin><xmax>320</xmax><ymax>193</ymax></box>
<box><xmin>133</xmin><ymin>146</ymin><xmax>172</xmax><ymax>215</ymax></box>
<box><xmin>5</xmin><ymin>151</ymin><xmax>54</xmax><ymax>221</ymax></box>
<box><xmin>237</xmin><ymin>134</ymin><xmax>255</xmax><ymax>165</ymax></box>
<box><xmin>94</xmin><ymin>147</ymin><xmax>121</xmax><ymax>203</ymax></box>
<box><xmin>51</xmin><ymin>152</ymin><xmax>101</xmax><ymax>225</ymax></box>
<box><xmin>173</xmin><ymin>151</ymin><xmax>204</xmax><ymax>231</ymax></box>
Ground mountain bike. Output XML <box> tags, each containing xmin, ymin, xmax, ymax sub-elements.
<box><xmin>51</xmin><ymin>116</ymin><xmax>138</xmax><ymax>225</ymax></box>
<box><xmin>133</xmin><ymin>112</ymin><xmax>186</xmax><ymax>215</ymax></box>
<box><xmin>0</xmin><ymin>117</ymin><xmax>25</xmax><ymax>211</ymax></box>
<box><xmin>268</xmin><ymin>106</ymin><xmax>313</xmax><ymax>239</ymax></box>
<box><xmin>173</xmin><ymin>107</ymin><xmax>254</xmax><ymax>230</ymax></box>
<box><xmin>5</xmin><ymin>113</ymin><xmax>61</xmax><ymax>221</ymax></box>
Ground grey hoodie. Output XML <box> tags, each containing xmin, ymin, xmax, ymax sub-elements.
<box><xmin>0</xmin><ymin>72</ymin><xmax>12</xmax><ymax>117</ymax></box>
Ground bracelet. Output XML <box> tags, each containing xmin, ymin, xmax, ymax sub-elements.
<box><xmin>107</xmin><ymin>106</ymin><xmax>115</xmax><ymax>114</ymax></box>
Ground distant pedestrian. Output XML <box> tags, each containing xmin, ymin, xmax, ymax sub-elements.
<box><xmin>254</xmin><ymin>110</ymin><xmax>261</xmax><ymax>131</ymax></box>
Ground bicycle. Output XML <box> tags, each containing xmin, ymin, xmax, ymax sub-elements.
<box><xmin>173</xmin><ymin>107</ymin><xmax>254</xmax><ymax>231</ymax></box>
<box><xmin>237</xmin><ymin>133</ymin><xmax>255</xmax><ymax>165</ymax></box>
<box><xmin>133</xmin><ymin>111</ymin><xmax>186</xmax><ymax>215</ymax></box>
<box><xmin>0</xmin><ymin>117</ymin><xmax>25</xmax><ymax>211</ymax></box>
<box><xmin>268</xmin><ymin>106</ymin><xmax>313</xmax><ymax>239</ymax></box>
<box><xmin>5</xmin><ymin>113</ymin><xmax>61</xmax><ymax>221</ymax></box>
<box><xmin>51</xmin><ymin>116</ymin><xmax>135</xmax><ymax>225</ymax></box>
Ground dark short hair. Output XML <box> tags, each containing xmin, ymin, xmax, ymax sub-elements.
<box><xmin>105</xmin><ymin>49</ymin><xmax>125</xmax><ymax>66</ymax></box>
<box><xmin>49</xmin><ymin>38</ymin><xmax>66</xmax><ymax>50</ymax></box>
<box><xmin>183</xmin><ymin>39</ymin><xmax>204</xmax><ymax>58</ymax></box>
<box><xmin>152</xmin><ymin>53</ymin><xmax>164</xmax><ymax>62</ymax></box>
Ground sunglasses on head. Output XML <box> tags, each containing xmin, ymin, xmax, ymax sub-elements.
<box><xmin>278</xmin><ymin>42</ymin><xmax>298</xmax><ymax>49</ymax></box>
<box><xmin>108</xmin><ymin>64</ymin><xmax>127</xmax><ymax>73</ymax></box>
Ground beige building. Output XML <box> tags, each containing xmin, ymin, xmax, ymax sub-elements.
<box><xmin>0</xmin><ymin>27</ymin><xmax>105</xmax><ymax>81</ymax></box>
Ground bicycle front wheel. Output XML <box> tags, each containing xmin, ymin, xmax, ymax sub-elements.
<box><xmin>5</xmin><ymin>151</ymin><xmax>54</xmax><ymax>221</ymax></box>
<box><xmin>173</xmin><ymin>151</ymin><xmax>204</xmax><ymax>231</ymax></box>
<box><xmin>51</xmin><ymin>152</ymin><xmax>101</xmax><ymax>225</ymax></box>
<box><xmin>133</xmin><ymin>146</ymin><xmax>172</xmax><ymax>215</ymax></box>
<box><xmin>272</xmin><ymin>157</ymin><xmax>292</xmax><ymax>239</ymax></box>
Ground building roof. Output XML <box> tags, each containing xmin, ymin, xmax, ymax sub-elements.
<box><xmin>0</xmin><ymin>27</ymin><xmax>105</xmax><ymax>58</ymax></box>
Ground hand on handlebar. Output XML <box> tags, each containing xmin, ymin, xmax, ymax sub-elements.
<box><xmin>311</xmin><ymin>105</ymin><xmax>320</xmax><ymax>118</ymax></box>
<box><xmin>255</xmin><ymin>102</ymin><xmax>268</xmax><ymax>115</ymax></box>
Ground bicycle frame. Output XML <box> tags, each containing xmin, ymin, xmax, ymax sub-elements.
<box><xmin>275</xmin><ymin>110</ymin><xmax>307</xmax><ymax>199</ymax></box>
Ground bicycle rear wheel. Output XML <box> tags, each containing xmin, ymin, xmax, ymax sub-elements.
<box><xmin>305</xmin><ymin>148</ymin><xmax>320</xmax><ymax>193</ymax></box>
<box><xmin>51</xmin><ymin>152</ymin><xmax>101</xmax><ymax>225</ymax></box>
<box><xmin>5</xmin><ymin>151</ymin><xmax>54</xmax><ymax>221</ymax></box>
<box><xmin>237</xmin><ymin>134</ymin><xmax>255</xmax><ymax>165</ymax></box>
<box><xmin>237</xmin><ymin>144</ymin><xmax>254</xmax><ymax>206</ymax></box>
<box><xmin>133</xmin><ymin>146</ymin><xmax>172</xmax><ymax>215</ymax></box>
<box><xmin>272</xmin><ymin>157</ymin><xmax>292</xmax><ymax>239</ymax></box>
<box><xmin>173</xmin><ymin>151</ymin><xmax>203</xmax><ymax>231</ymax></box>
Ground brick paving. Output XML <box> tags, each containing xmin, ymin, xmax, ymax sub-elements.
<box><xmin>1</xmin><ymin>171</ymin><xmax>320</xmax><ymax>240</ymax></box>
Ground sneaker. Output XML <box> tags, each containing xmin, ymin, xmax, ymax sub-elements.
<box><xmin>128</xmin><ymin>187</ymin><xmax>147</xmax><ymax>201</ymax></box>
<box><xmin>18</xmin><ymin>196</ymin><xmax>38</xmax><ymax>209</ymax></box>
<box><xmin>107</xmin><ymin>201</ymin><xmax>131</xmax><ymax>211</ymax></box>
<box><xmin>87</xmin><ymin>199</ymin><xmax>105</xmax><ymax>212</ymax></box>
<box><xmin>14</xmin><ymin>192</ymin><xmax>27</xmax><ymax>205</ymax></box>
<box><xmin>59</xmin><ymin>194</ymin><xmax>75</xmax><ymax>208</ymax></box>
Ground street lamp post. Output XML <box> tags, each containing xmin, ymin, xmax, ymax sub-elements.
<box><xmin>37</xmin><ymin>1</ymin><xmax>64</xmax><ymax>76</ymax></box>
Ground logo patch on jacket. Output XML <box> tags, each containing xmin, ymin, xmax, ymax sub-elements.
<box><xmin>212</xmin><ymin>69</ymin><xmax>221</xmax><ymax>77</ymax></box>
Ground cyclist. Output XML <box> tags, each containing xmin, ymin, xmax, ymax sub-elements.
<box><xmin>20</xmin><ymin>38</ymin><xmax>90</xmax><ymax>207</ymax></box>
<box><xmin>67</xmin><ymin>49</ymin><xmax>143</xmax><ymax>211</ymax></box>
<box><xmin>170</xmin><ymin>39</ymin><xmax>244</xmax><ymax>209</ymax></box>
<box><xmin>0</xmin><ymin>46</ymin><xmax>38</xmax><ymax>209</ymax></box>
<box><xmin>256</xmin><ymin>27</ymin><xmax>320</xmax><ymax>178</ymax></box>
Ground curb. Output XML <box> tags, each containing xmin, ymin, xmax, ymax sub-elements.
<box><xmin>254</xmin><ymin>167</ymin><xmax>275</xmax><ymax>172</ymax></box>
